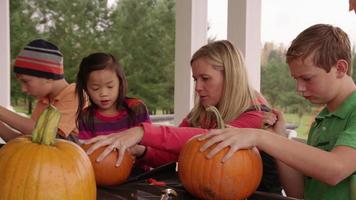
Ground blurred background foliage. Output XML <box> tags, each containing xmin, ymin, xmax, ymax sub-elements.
<box><xmin>10</xmin><ymin>0</ymin><xmax>356</xmax><ymax>136</ymax></box>
<box><xmin>10</xmin><ymin>0</ymin><xmax>175</xmax><ymax>114</ymax></box>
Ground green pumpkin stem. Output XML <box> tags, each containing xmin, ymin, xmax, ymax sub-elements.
<box><xmin>31</xmin><ymin>105</ymin><xmax>61</xmax><ymax>145</ymax></box>
<box><xmin>205</xmin><ymin>106</ymin><xmax>225</xmax><ymax>129</ymax></box>
<box><xmin>32</xmin><ymin>108</ymin><xmax>48</xmax><ymax>143</ymax></box>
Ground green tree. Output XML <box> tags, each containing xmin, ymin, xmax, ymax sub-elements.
<box><xmin>10</xmin><ymin>0</ymin><xmax>176</xmax><ymax>115</ymax></box>
<box><xmin>28</xmin><ymin>0</ymin><xmax>113</xmax><ymax>82</ymax></box>
<box><xmin>107</xmin><ymin>0</ymin><xmax>175</xmax><ymax>113</ymax></box>
<box><xmin>261</xmin><ymin>48</ymin><xmax>313</xmax><ymax>120</ymax></box>
<box><xmin>10</xmin><ymin>0</ymin><xmax>40</xmax><ymax>111</ymax></box>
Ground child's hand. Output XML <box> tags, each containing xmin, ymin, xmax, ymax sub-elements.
<box><xmin>266</xmin><ymin>109</ymin><xmax>288</xmax><ymax>137</ymax></box>
<box><xmin>198</xmin><ymin>128</ymin><xmax>258</xmax><ymax>162</ymax></box>
<box><xmin>262</xmin><ymin>111</ymin><xmax>277</xmax><ymax>129</ymax></box>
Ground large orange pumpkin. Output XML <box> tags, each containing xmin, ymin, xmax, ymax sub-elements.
<box><xmin>82</xmin><ymin>144</ymin><xmax>134</xmax><ymax>186</ymax></box>
<box><xmin>0</xmin><ymin>105</ymin><xmax>96</xmax><ymax>200</ymax></box>
<box><xmin>178</xmin><ymin>106</ymin><xmax>263</xmax><ymax>200</ymax></box>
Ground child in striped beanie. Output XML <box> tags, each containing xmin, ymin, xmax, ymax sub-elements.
<box><xmin>14</xmin><ymin>39</ymin><xmax>64</xmax><ymax>80</ymax></box>
<box><xmin>0</xmin><ymin>39</ymin><xmax>80</xmax><ymax>142</ymax></box>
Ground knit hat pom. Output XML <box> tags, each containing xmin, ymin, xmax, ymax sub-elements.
<box><xmin>14</xmin><ymin>39</ymin><xmax>64</xmax><ymax>80</ymax></box>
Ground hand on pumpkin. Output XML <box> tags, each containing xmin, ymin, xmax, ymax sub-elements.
<box><xmin>81</xmin><ymin>126</ymin><xmax>144</xmax><ymax>166</ymax></box>
<box><xmin>127</xmin><ymin>144</ymin><xmax>146</xmax><ymax>158</ymax></box>
<box><xmin>198</xmin><ymin>128</ymin><xmax>259</xmax><ymax>162</ymax></box>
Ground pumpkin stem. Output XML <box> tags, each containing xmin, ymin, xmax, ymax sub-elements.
<box><xmin>32</xmin><ymin>108</ymin><xmax>49</xmax><ymax>143</ymax></box>
<box><xmin>205</xmin><ymin>106</ymin><xmax>225</xmax><ymax>129</ymax></box>
<box><xmin>31</xmin><ymin>105</ymin><xmax>61</xmax><ymax>145</ymax></box>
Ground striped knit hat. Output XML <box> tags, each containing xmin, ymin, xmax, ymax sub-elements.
<box><xmin>14</xmin><ymin>39</ymin><xmax>64</xmax><ymax>80</ymax></box>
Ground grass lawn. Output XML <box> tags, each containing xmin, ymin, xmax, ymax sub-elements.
<box><xmin>13</xmin><ymin>106</ymin><xmax>29</xmax><ymax>115</ymax></box>
<box><xmin>284</xmin><ymin>113</ymin><xmax>315</xmax><ymax>139</ymax></box>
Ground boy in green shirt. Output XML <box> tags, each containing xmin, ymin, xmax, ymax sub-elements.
<box><xmin>200</xmin><ymin>24</ymin><xmax>356</xmax><ymax>199</ymax></box>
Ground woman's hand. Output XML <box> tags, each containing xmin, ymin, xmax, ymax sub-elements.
<box><xmin>80</xmin><ymin>126</ymin><xmax>145</xmax><ymax>166</ymax></box>
<box><xmin>198</xmin><ymin>128</ymin><xmax>259</xmax><ymax>162</ymax></box>
<box><xmin>128</xmin><ymin>144</ymin><xmax>147</xmax><ymax>158</ymax></box>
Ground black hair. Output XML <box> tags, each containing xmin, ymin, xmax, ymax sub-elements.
<box><xmin>75</xmin><ymin>52</ymin><xmax>136</xmax><ymax>133</ymax></box>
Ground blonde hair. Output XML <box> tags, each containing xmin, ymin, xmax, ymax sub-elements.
<box><xmin>188</xmin><ymin>40</ymin><xmax>257</xmax><ymax>127</ymax></box>
<box><xmin>286</xmin><ymin>24</ymin><xmax>352</xmax><ymax>75</ymax></box>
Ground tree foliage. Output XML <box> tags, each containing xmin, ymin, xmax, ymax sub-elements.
<box><xmin>10</xmin><ymin>0</ymin><xmax>175</xmax><ymax>114</ymax></box>
<box><xmin>10</xmin><ymin>1</ymin><xmax>354</xmax><ymax>117</ymax></box>
<box><xmin>10</xmin><ymin>0</ymin><xmax>39</xmax><ymax>107</ymax></box>
<box><xmin>107</xmin><ymin>0</ymin><xmax>175</xmax><ymax>114</ymax></box>
<box><xmin>261</xmin><ymin>44</ymin><xmax>314</xmax><ymax>119</ymax></box>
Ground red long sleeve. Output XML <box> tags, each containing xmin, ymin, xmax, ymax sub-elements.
<box><xmin>139</xmin><ymin>110</ymin><xmax>265</xmax><ymax>167</ymax></box>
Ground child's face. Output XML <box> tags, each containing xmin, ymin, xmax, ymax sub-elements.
<box><xmin>16</xmin><ymin>74</ymin><xmax>52</xmax><ymax>98</ymax></box>
<box><xmin>86</xmin><ymin>69</ymin><xmax>120</xmax><ymax>115</ymax></box>
<box><xmin>288</xmin><ymin>54</ymin><xmax>340</xmax><ymax>105</ymax></box>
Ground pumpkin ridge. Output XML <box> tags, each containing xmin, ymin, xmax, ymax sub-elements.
<box><xmin>178</xmin><ymin>138</ymin><xmax>192</xmax><ymax>194</ymax></box>
<box><xmin>196</xmin><ymin>143</ymin><xmax>205</xmax><ymax>198</ymax></box>
<box><xmin>0</xmin><ymin>140</ymin><xmax>25</xmax><ymax>196</ymax></box>
<box><xmin>198</xmin><ymin>149</ymin><xmax>215</xmax><ymax>199</ymax></box>
<box><xmin>178</xmin><ymin>107</ymin><xmax>263</xmax><ymax>200</ymax></box>
<box><xmin>59</xmin><ymin>144</ymin><xmax>86</xmax><ymax>198</ymax></box>
<box><xmin>59</xmin><ymin>141</ymin><xmax>96</xmax><ymax>198</ymax></box>
<box><xmin>24</xmin><ymin>143</ymin><xmax>42</xmax><ymax>200</ymax></box>
<box><xmin>186</xmin><ymin>138</ymin><xmax>199</xmax><ymax>195</ymax></box>
<box><xmin>205</xmin><ymin>148</ymin><xmax>214</xmax><ymax>199</ymax></box>
<box><xmin>74</xmin><ymin>144</ymin><xmax>97</xmax><ymax>199</ymax></box>
<box><xmin>2</xmin><ymin>143</ymin><xmax>18</xmax><ymax>199</ymax></box>
<box><xmin>58</xmin><ymin>146</ymin><xmax>80</xmax><ymax>198</ymax></box>
<box><xmin>37</xmin><ymin>145</ymin><xmax>50</xmax><ymax>200</ymax></box>
<box><xmin>21</xmin><ymin>143</ymin><xmax>41</xmax><ymax>200</ymax></box>
<box><xmin>217</xmin><ymin>157</ymin><xmax>225</xmax><ymax>199</ymax></box>
<box><xmin>52</xmin><ymin>146</ymin><xmax>72</xmax><ymax>200</ymax></box>
<box><xmin>5</xmin><ymin>141</ymin><xmax>35</xmax><ymax>199</ymax></box>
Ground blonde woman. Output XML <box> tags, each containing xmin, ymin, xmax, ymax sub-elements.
<box><xmin>82</xmin><ymin>40</ymin><xmax>281</xmax><ymax>193</ymax></box>
<box><xmin>200</xmin><ymin>24</ymin><xmax>356</xmax><ymax>199</ymax></box>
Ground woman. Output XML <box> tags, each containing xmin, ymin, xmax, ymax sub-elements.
<box><xmin>82</xmin><ymin>40</ymin><xmax>281</xmax><ymax>193</ymax></box>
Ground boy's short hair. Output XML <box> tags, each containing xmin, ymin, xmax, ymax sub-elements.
<box><xmin>14</xmin><ymin>39</ymin><xmax>64</xmax><ymax>80</ymax></box>
<box><xmin>286</xmin><ymin>24</ymin><xmax>352</xmax><ymax>75</ymax></box>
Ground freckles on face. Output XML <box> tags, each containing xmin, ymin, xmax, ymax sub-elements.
<box><xmin>191</xmin><ymin>58</ymin><xmax>224</xmax><ymax>107</ymax></box>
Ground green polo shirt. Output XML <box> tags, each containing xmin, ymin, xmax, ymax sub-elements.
<box><xmin>304</xmin><ymin>92</ymin><xmax>356</xmax><ymax>200</ymax></box>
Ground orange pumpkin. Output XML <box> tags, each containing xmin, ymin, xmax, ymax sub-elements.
<box><xmin>0</xmin><ymin>105</ymin><xmax>96</xmax><ymax>200</ymax></box>
<box><xmin>178</xmin><ymin>136</ymin><xmax>263</xmax><ymax>200</ymax></box>
<box><xmin>178</xmin><ymin>106</ymin><xmax>263</xmax><ymax>200</ymax></box>
<box><xmin>82</xmin><ymin>144</ymin><xmax>134</xmax><ymax>186</ymax></box>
